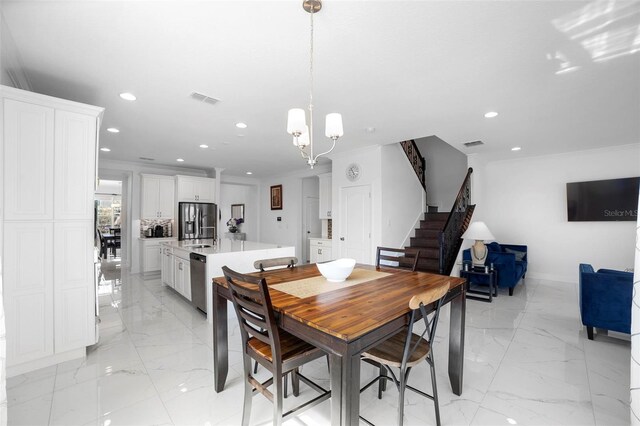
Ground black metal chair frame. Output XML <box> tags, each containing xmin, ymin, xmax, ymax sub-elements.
<box><xmin>254</xmin><ymin>256</ymin><xmax>298</xmax><ymax>272</ymax></box>
<box><xmin>222</xmin><ymin>266</ymin><xmax>330</xmax><ymax>426</ymax></box>
<box><xmin>376</xmin><ymin>247</ymin><xmax>420</xmax><ymax>272</ymax></box>
<box><xmin>360</xmin><ymin>282</ymin><xmax>449</xmax><ymax>426</ymax></box>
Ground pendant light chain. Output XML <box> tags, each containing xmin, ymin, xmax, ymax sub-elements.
<box><xmin>286</xmin><ymin>0</ymin><xmax>343</xmax><ymax>169</ymax></box>
<box><xmin>309</xmin><ymin>8</ymin><xmax>315</xmax><ymax>160</ymax></box>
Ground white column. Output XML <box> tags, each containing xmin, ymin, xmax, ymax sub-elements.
<box><xmin>214</xmin><ymin>167</ymin><xmax>225</xmax><ymax>242</ymax></box>
<box><xmin>631</xmin><ymin>190</ymin><xmax>640</xmax><ymax>425</ymax></box>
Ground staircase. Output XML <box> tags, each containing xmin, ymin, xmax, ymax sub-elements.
<box><xmin>407</xmin><ymin>212</ymin><xmax>449</xmax><ymax>273</ymax></box>
<box><xmin>403</xmin><ymin>167</ymin><xmax>475</xmax><ymax>275</ymax></box>
<box><xmin>398</xmin><ymin>140</ymin><xmax>475</xmax><ymax>275</ymax></box>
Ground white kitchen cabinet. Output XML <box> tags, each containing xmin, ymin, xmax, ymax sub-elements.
<box><xmin>173</xmin><ymin>254</ymin><xmax>192</xmax><ymax>301</ymax></box>
<box><xmin>176</xmin><ymin>175</ymin><xmax>216</xmax><ymax>203</ymax></box>
<box><xmin>309</xmin><ymin>238</ymin><xmax>333</xmax><ymax>263</ymax></box>
<box><xmin>1</xmin><ymin>86</ymin><xmax>103</xmax><ymax>376</ymax></box>
<box><xmin>3</xmin><ymin>222</ymin><xmax>55</xmax><ymax>365</ymax></box>
<box><xmin>54</xmin><ymin>110</ymin><xmax>97</xmax><ymax>220</ymax></box>
<box><xmin>141</xmin><ymin>237</ymin><xmax>176</xmax><ymax>274</ymax></box>
<box><xmin>3</xmin><ymin>99</ymin><xmax>54</xmax><ymax>221</ymax></box>
<box><xmin>54</xmin><ymin>221</ymin><xmax>95</xmax><ymax>351</ymax></box>
<box><xmin>318</xmin><ymin>173</ymin><xmax>332</xmax><ymax>219</ymax></box>
<box><xmin>173</xmin><ymin>249</ymin><xmax>192</xmax><ymax>301</ymax></box>
<box><xmin>161</xmin><ymin>246</ymin><xmax>175</xmax><ymax>288</ymax></box>
<box><xmin>141</xmin><ymin>174</ymin><xmax>175</xmax><ymax>219</ymax></box>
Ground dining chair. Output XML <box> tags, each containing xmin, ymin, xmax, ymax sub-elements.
<box><xmin>376</xmin><ymin>247</ymin><xmax>420</xmax><ymax>272</ymax></box>
<box><xmin>222</xmin><ymin>266</ymin><xmax>330</xmax><ymax>426</ymax></box>
<box><xmin>251</xmin><ymin>256</ymin><xmax>299</xmax><ymax>374</ymax></box>
<box><xmin>359</xmin><ymin>280</ymin><xmax>450</xmax><ymax>426</ymax></box>
<box><xmin>111</xmin><ymin>228</ymin><xmax>121</xmax><ymax>257</ymax></box>
<box><xmin>254</xmin><ymin>256</ymin><xmax>298</xmax><ymax>272</ymax></box>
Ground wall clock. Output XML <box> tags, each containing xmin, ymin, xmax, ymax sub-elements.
<box><xmin>346</xmin><ymin>163</ymin><xmax>361</xmax><ymax>181</ymax></box>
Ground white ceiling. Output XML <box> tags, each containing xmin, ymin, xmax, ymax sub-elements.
<box><xmin>2</xmin><ymin>1</ymin><xmax>639</xmax><ymax>177</ymax></box>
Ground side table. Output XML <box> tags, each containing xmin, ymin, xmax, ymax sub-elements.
<box><xmin>460</xmin><ymin>264</ymin><xmax>497</xmax><ymax>302</ymax></box>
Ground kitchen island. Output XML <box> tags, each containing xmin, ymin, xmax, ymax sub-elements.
<box><xmin>160</xmin><ymin>239</ymin><xmax>295</xmax><ymax>321</ymax></box>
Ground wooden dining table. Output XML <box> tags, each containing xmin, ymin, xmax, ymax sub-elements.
<box><xmin>211</xmin><ymin>263</ymin><xmax>466</xmax><ymax>426</ymax></box>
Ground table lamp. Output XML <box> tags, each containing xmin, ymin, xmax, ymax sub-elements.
<box><xmin>461</xmin><ymin>221</ymin><xmax>495</xmax><ymax>267</ymax></box>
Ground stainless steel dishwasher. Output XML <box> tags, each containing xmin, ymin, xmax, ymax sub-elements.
<box><xmin>189</xmin><ymin>253</ymin><xmax>207</xmax><ymax>314</ymax></box>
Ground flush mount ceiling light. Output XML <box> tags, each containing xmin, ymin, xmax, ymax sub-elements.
<box><xmin>100</xmin><ymin>147</ymin><xmax>111</xmax><ymax>152</ymax></box>
<box><xmin>235</xmin><ymin>122</ymin><xmax>247</xmax><ymax>129</ymax></box>
<box><xmin>199</xmin><ymin>144</ymin><xmax>209</xmax><ymax>148</ymax></box>
<box><xmin>287</xmin><ymin>0</ymin><xmax>344</xmax><ymax>169</ymax></box>
<box><xmin>119</xmin><ymin>92</ymin><xmax>137</xmax><ymax>101</ymax></box>
<box><xmin>511</xmin><ymin>146</ymin><xmax>522</xmax><ymax>151</ymax></box>
<box><xmin>246</xmin><ymin>172</ymin><xmax>253</xmax><ymax>175</ymax></box>
<box><xmin>484</xmin><ymin>111</ymin><xmax>499</xmax><ymax>118</ymax></box>
<box><xmin>176</xmin><ymin>158</ymin><xmax>184</xmax><ymax>162</ymax></box>
<box><xmin>106</xmin><ymin>127</ymin><xmax>120</xmax><ymax>133</ymax></box>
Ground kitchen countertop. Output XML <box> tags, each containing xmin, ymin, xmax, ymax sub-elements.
<box><xmin>160</xmin><ymin>238</ymin><xmax>291</xmax><ymax>255</ymax></box>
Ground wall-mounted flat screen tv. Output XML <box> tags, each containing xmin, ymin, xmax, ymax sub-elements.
<box><xmin>567</xmin><ymin>177</ymin><xmax>639</xmax><ymax>222</ymax></box>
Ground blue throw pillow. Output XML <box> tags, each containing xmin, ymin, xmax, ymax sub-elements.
<box><xmin>505</xmin><ymin>247</ymin><xmax>526</xmax><ymax>262</ymax></box>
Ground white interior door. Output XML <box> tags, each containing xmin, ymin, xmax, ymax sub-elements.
<box><xmin>303</xmin><ymin>196</ymin><xmax>321</xmax><ymax>263</ymax></box>
<box><xmin>340</xmin><ymin>185</ymin><xmax>371</xmax><ymax>264</ymax></box>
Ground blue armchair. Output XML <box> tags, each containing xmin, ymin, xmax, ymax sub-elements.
<box><xmin>462</xmin><ymin>242</ymin><xmax>528</xmax><ymax>296</ymax></box>
<box><xmin>579</xmin><ymin>264</ymin><xmax>632</xmax><ymax>340</ymax></box>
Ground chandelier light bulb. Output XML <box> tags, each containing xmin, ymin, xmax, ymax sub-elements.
<box><xmin>325</xmin><ymin>113</ymin><xmax>344</xmax><ymax>138</ymax></box>
<box><xmin>287</xmin><ymin>109</ymin><xmax>306</xmax><ymax>136</ymax></box>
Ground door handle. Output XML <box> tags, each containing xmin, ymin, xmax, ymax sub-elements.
<box><xmin>340</xmin><ymin>237</ymin><xmax>345</xmax><ymax>241</ymax></box>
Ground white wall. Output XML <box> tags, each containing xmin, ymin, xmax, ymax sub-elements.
<box><xmin>219</xmin><ymin>183</ymin><xmax>258</xmax><ymax>240</ymax></box>
<box><xmin>380</xmin><ymin>143</ymin><xmax>425</xmax><ymax>248</ymax></box>
<box><xmin>416</xmin><ymin>135</ymin><xmax>468</xmax><ymax>212</ymax></box>
<box><xmin>95</xmin><ymin>179</ymin><xmax>122</xmax><ymax>195</ymax></box>
<box><xmin>257</xmin><ymin>164</ymin><xmax>330</xmax><ymax>260</ymax></box>
<box><xmin>99</xmin><ymin>159</ymin><xmax>209</xmax><ymax>273</ymax></box>
<box><xmin>469</xmin><ymin>144</ymin><xmax>640</xmax><ymax>282</ymax></box>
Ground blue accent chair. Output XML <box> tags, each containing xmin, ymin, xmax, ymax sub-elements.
<box><xmin>462</xmin><ymin>242</ymin><xmax>528</xmax><ymax>296</ymax></box>
<box><xmin>579</xmin><ymin>264</ymin><xmax>633</xmax><ymax>340</ymax></box>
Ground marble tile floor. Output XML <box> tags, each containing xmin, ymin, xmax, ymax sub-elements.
<box><xmin>7</xmin><ymin>266</ymin><xmax>630</xmax><ymax>426</ymax></box>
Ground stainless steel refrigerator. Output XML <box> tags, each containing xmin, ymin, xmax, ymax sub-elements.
<box><xmin>178</xmin><ymin>202</ymin><xmax>217</xmax><ymax>240</ymax></box>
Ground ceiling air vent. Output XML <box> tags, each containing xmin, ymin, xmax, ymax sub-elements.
<box><xmin>139</xmin><ymin>157</ymin><xmax>155</xmax><ymax>161</ymax></box>
<box><xmin>463</xmin><ymin>140</ymin><xmax>484</xmax><ymax>148</ymax></box>
<box><xmin>190</xmin><ymin>91</ymin><xmax>221</xmax><ymax>106</ymax></box>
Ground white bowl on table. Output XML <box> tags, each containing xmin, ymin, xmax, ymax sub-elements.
<box><xmin>316</xmin><ymin>258</ymin><xmax>356</xmax><ymax>282</ymax></box>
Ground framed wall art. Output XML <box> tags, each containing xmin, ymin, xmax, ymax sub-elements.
<box><xmin>270</xmin><ymin>184</ymin><xmax>283</xmax><ymax>210</ymax></box>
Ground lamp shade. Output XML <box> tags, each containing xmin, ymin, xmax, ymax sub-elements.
<box><xmin>287</xmin><ymin>108</ymin><xmax>306</xmax><ymax>135</ymax></box>
<box><xmin>293</xmin><ymin>126</ymin><xmax>310</xmax><ymax>147</ymax></box>
<box><xmin>325</xmin><ymin>113</ymin><xmax>344</xmax><ymax>138</ymax></box>
<box><xmin>461</xmin><ymin>221</ymin><xmax>495</xmax><ymax>241</ymax></box>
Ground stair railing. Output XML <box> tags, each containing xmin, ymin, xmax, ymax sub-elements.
<box><xmin>438</xmin><ymin>167</ymin><xmax>474</xmax><ymax>275</ymax></box>
<box><xmin>399</xmin><ymin>139</ymin><xmax>426</xmax><ymax>190</ymax></box>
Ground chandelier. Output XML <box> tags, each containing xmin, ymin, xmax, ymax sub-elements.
<box><xmin>287</xmin><ymin>0</ymin><xmax>343</xmax><ymax>169</ymax></box>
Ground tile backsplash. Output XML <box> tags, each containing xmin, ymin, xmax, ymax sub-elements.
<box><xmin>140</xmin><ymin>219</ymin><xmax>173</xmax><ymax>238</ymax></box>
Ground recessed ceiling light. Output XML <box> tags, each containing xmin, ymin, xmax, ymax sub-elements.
<box><xmin>119</xmin><ymin>92</ymin><xmax>137</xmax><ymax>101</ymax></box>
<box><xmin>106</xmin><ymin>127</ymin><xmax>120</xmax><ymax>133</ymax></box>
<box><xmin>235</xmin><ymin>122</ymin><xmax>247</xmax><ymax>129</ymax></box>
<box><xmin>100</xmin><ymin>147</ymin><xmax>111</xmax><ymax>152</ymax></box>
<box><xmin>246</xmin><ymin>172</ymin><xmax>253</xmax><ymax>175</ymax></box>
<box><xmin>511</xmin><ymin>146</ymin><xmax>522</xmax><ymax>151</ymax></box>
<box><xmin>484</xmin><ymin>111</ymin><xmax>498</xmax><ymax>118</ymax></box>
<box><xmin>176</xmin><ymin>158</ymin><xmax>184</xmax><ymax>162</ymax></box>
<box><xmin>199</xmin><ymin>144</ymin><xmax>209</xmax><ymax>148</ymax></box>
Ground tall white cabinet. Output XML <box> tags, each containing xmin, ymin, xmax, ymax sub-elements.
<box><xmin>1</xmin><ymin>85</ymin><xmax>104</xmax><ymax>376</ymax></box>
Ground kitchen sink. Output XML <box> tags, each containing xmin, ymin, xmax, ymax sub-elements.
<box><xmin>185</xmin><ymin>244</ymin><xmax>212</xmax><ymax>249</ymax></box>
